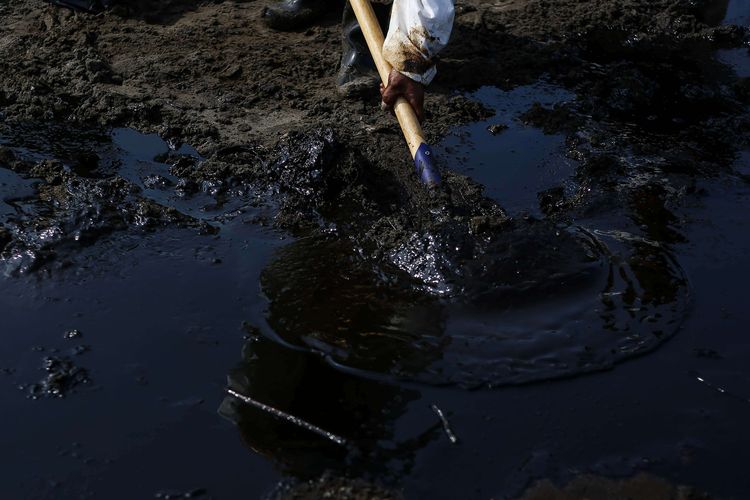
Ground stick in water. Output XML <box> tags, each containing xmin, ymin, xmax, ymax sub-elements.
<box><xmin>431</xmin><ymin>404</ymin><xmax>458</xmax><ymax>444</ymax></box>
<box><xmin>226</xmin><ymin>388</ymin><xmax>348</xmax><ymax>446</ymax></box>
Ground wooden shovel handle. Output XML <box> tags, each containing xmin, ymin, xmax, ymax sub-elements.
<box><xmin>348</xmin><ymin>0</ymin><xmax>427</xmax><ymax>158</ymax></box>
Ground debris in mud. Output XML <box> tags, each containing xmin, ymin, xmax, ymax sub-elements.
<box><xmin>142</xmin><ymin>174</ymin><xmax>173</xmax><ymax>190</ymax></box>
<box><xmin>226</xmin><ymin>387</ymin><xmax>348</xmax><ymax>447</ymax></box>
<box><xmin>25</xmin><ymin>356</ymin><xmax>90</xmax><ymax>399</ymax></box>
<box><xmin>221</xmin><ymin>336</ymin><xmax>424</xmax><ymax>480</ymax></box>
<box><xmin>0</xmin><ymin>146</ymin><xmax>17</xmax><ymax>166</ymax></box>
<box><xmin>153</xmin><ymin>488</ymin><xmax>208</xmax><ymax>499</ymax></box>
<box><xmin>430</xmin><ymin>404</ymin><xmax>458</xmax><ymax>445</ymax></box>
<box><xmin>63</xmin><ymin>328</ymin><xmax>83</xmax><ymax>340</ymax></box>
<box><xmin>690</xmin><ymin>370</ymin><xmax>750</xmax><ymax>405</ymax></box>
<box><xmin>0</xmin><ymin>224</ymin><xmax>10</xmax><ymax>250</ymax></box>
<box><xmin>240</xmin><ymin>321</ymin><xmax>262</xmax><ymax>341</ymax></box>
<box><xmin>537</xmin><ymin>186</ymin><xmax>567</xmax><ymax>216</ymax></box>
<box><xmin>486</xmin><ymin>123</ymin><xmax>509</xmax><ymax>135</ymax></box>
<box><xmin>519</xmin><ymin>102</ymin><xmax>577</xmax><ymax>135</ymax></box>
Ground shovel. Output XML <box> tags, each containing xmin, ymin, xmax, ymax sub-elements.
<box><xmin>349</xmin><ymin>0</ymin><xmax>441</xmax><ymax>187</ymax></box>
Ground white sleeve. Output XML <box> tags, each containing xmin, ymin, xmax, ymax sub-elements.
<box><xmin>381</xmin><ymin>0</ymin><xmax>455</xmax><ymax>85</ymax></box>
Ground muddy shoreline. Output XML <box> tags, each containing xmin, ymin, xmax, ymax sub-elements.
<box><xmin>1</xmin><ymin>0</ymin><xmax>747</xmax><ymax>385</ymax></box>
<box><xmin>2</xmin><ymin>0</ymin><xmax>750</xmax><ymax>498</ymax></box>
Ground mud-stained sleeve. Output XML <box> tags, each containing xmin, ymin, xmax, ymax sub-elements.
<box><xmin>382</xmin><ymin>0</ymin><xmax>455</xmax><ymax>85</ymax></box>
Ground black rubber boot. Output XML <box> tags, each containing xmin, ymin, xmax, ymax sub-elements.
<box><xmin>262</xmin><ymin>0</ymin><xmax>338</xmax><ymax>31</ymax></box>
<box><xmin>337</xmin><ymin>1</ymin><xmax>390</xmax><ymax>97</ymax></box>
<box><xmin>46</xmin><ymin>0</ymin><xmax>114</xmax><ymax>12</ymax></box>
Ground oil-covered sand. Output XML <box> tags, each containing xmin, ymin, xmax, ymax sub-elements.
<box><xmin>1</xmin><ymin>0</ymin><xmax>750</xmax><ymax>499</ymax></box>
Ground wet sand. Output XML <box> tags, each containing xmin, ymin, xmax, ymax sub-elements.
<box><xmin>1</xmin><ymin>0</ymin><xmax>750</xmax><ymax>498</ymax></box>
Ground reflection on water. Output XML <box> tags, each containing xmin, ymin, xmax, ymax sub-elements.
<box><xmin>723</xmin><ymin>0</ymin><xmax>750</xmax><ymax>26</ymax></box>
<box><xmin>261</xmin><ymin>235</ymin><xmax>445</xmax><ymax>379</ymax></box>
<box><xmin>716</xmin><ymin>0</ymin><xmax>750</xmax><ymax>77</ymax></box>
<box><xmin>219</xmin><ymin>336</ymin><xmax>431</xmax><ymax>481</ymax></box>
<box><xmin>436</xmin><ymin>84</ymin><xmax>577</xmax><ymax>217</ymax></box>
<box><xmin>259</xmin><ymin>221</ymin><xmax>688</xmax><ymax>388</ymax></box>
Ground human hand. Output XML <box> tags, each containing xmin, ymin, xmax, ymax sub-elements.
<box><xmin>379</xmin><ymin>69</ymin><xmax>425</xmax><ymax>122</ymax></box>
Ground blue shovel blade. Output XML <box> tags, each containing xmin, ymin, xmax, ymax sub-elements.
<box><xmin>414</xmin><ymin>143</ymin><xmax>441</xmax><ymax>187</ymax></box>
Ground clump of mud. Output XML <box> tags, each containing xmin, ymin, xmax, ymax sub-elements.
<box><xmin>0</xmin><ymin>132</ymin><xmax>213</xmax><ymax>275</ymax></box>
<box><xmin>25</xmin><ymin>356</ymin><xmax>90</xmax><ymax>399</ymax></box>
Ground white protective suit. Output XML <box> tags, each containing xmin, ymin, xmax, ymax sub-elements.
<box><xmin>374</xmin><ymin>0</ymin><xmax>455</xmax><ymax>85</ymax></box>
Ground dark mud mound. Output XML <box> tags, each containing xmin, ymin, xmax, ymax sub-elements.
<box><xmin>373</xmin><ymin>215</ymin><xmax>599</xmax><ymax>300</ymax></box>
<box><xmin>25</xmin><ymin>355</ymin><xmax>91</xmax><ymax>399</ymax></box>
